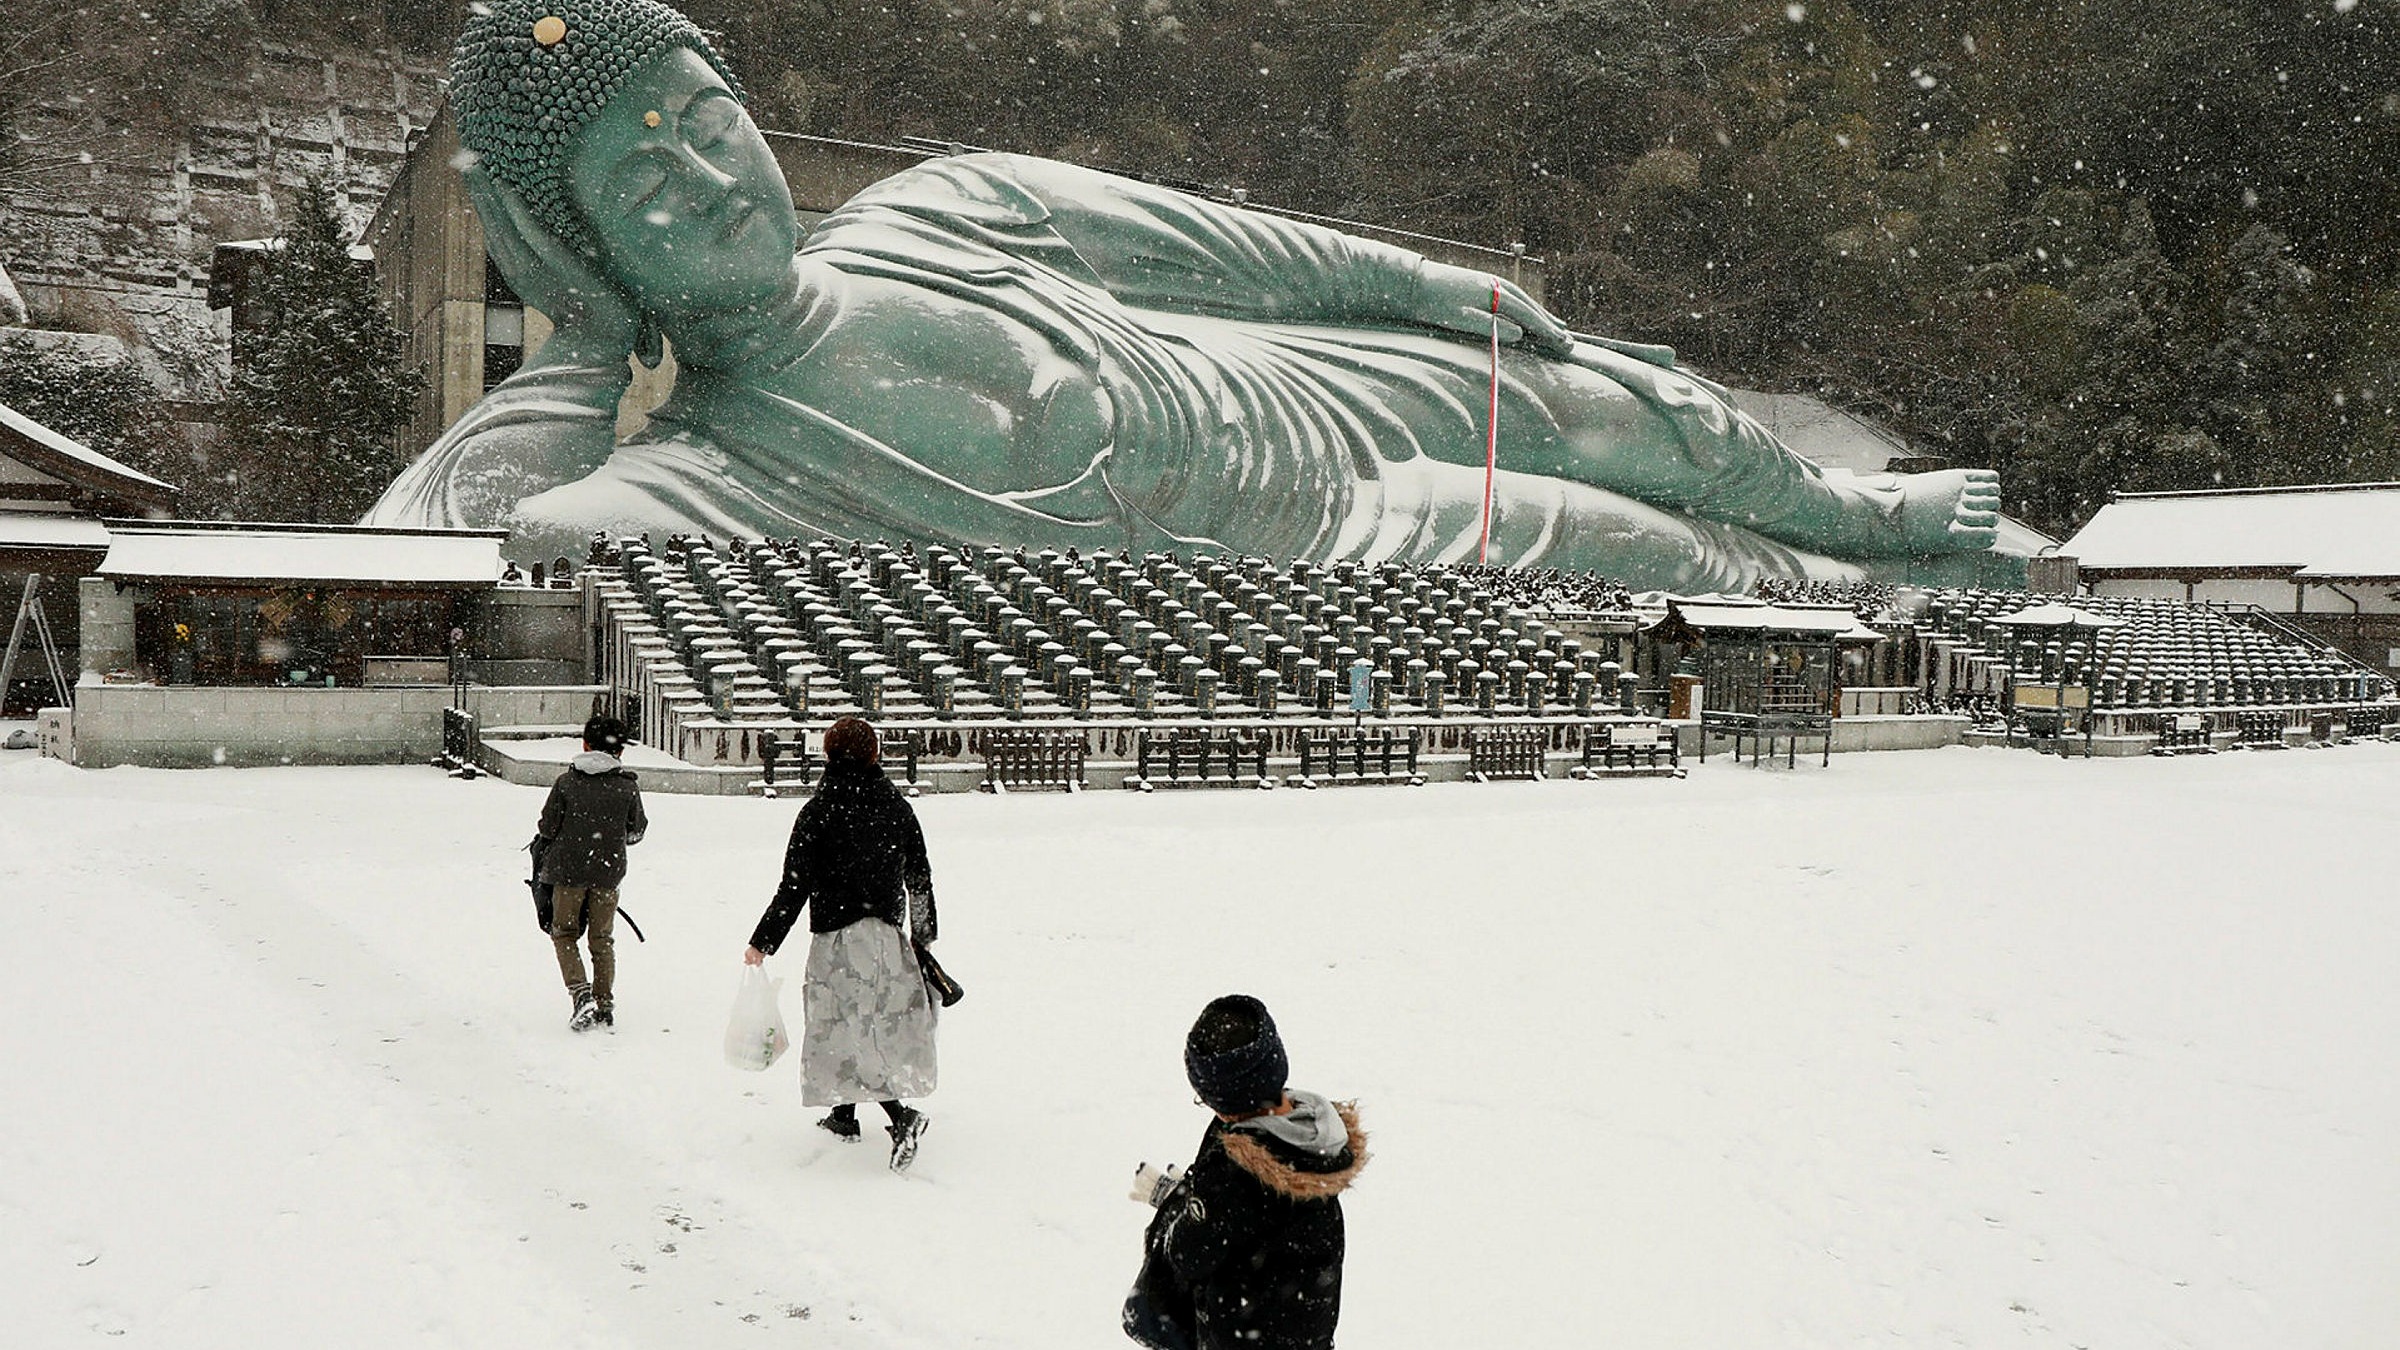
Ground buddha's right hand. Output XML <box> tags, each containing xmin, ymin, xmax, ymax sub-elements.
<box><xmin>1414</xmin><ymin>261</ymin><xmax>1575</xmax><ymax>358</ymax></box>
<box><xmin>465</xmin><ymin>166</ymin><xmax>645</xmax><ymax>361</ymax></box>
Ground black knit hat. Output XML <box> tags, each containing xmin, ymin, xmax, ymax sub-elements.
<box><xmin>583</xmin><ymin>713</ymin><xmax>629</xmax><ymax>753</ymax></box>
<box><xmin>1185</xmin><ymin>994</ymin><xmax>1288</xmax><ymax>1116</ymax></box>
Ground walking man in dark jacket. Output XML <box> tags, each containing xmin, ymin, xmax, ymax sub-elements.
<box><xmin>536</xmin><ymin>714</ymin><xmax>647</xmax><ymax>1031</ymax></box>
<box><xmin>1125</xmin><ymin>995</ymin><xmax>1367</xmax><ymax>1350</ymax></box>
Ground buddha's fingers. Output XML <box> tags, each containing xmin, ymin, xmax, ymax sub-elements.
<box><xmin>1457</xmin><ymin>305</ymin><xmax>1526</xmax><ymax>347</ymax></box>
<box><xmin>1493</xmin><ymin>279</ymin><xmax>1574</xmax><ymax>357</ymax></box>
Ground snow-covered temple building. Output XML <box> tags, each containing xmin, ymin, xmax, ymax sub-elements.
<box><xmin>64</xmin><ymin>520</ymin><xmax>594</xmax><ymax>768</ymax></box>
<box><xmin>0</xmin><ymin>400</ymin><xmax>178</xmax><ymax>713</ymax></box>
<box><xmin>2063</xmin><ymin>483</ymin><xmax>2400</xmax><ymax>676</ymax></box>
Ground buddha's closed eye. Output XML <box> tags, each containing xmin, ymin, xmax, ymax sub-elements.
<box><xmin>683</xmin><ymin>96</ymin><xmax>740</xmax><ymax>150</ymax></box>
<box><xmin>615</xmin><ymin>162</ymin><xmax>670</xmax><ymax>214</ymax></box>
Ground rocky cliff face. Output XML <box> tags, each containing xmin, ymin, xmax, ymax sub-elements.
<box><xmin>0</xmin><ymin>31</ymin><xmax>442</xmax><ymax>418</ymax></box>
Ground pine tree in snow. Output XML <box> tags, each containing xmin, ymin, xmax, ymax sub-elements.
<box><xmin>215</xmin><ymin>177</ymin><xmax>423</xmax><ymax>524</ymax></box>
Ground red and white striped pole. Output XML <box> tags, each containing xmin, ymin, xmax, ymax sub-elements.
<box><xmin>1480</xmin><ymin>281</ymin><xmax>1500</xmax><ymax>564</ymax></box>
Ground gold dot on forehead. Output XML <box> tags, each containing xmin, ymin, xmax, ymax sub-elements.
<box><xmin>533</xmin><ymin>15</ymin><xmax>568</xmax><ymax>45</ymax></box>
<box><xmin>644</xmin><ymin>110</ymin><xmax>662</xmax><ymax>127</ymax></box>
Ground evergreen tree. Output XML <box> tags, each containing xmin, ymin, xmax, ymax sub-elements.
<box><xmin>0</xmin><ymin>329</ymin><xmax>190</xmax><ymax>486</ymax></box>
<box><xmin>1344</xmin><ymin>0</ymin><xmax>1702</xmax><ymax>250</ymax></box>
<box><xmin>214</xmin><ymin>178</ymin><xmax>422</xmax><ymax>524</ymax></box>
<box><xmin>2197</xmin><ymin>224</ymin><xmax>2329</xmax><ymax>485</ymax></box>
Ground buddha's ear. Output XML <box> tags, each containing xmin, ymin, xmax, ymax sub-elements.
<box><xmin>460</xmin><ymin>163</ymin><xmax>552</xmax><ymax>292</ymax></box>
<box><xmin>462</xmin><ymin>161</ymin><xmax>625</xmax><ymax>325</ymax></box>
<box><xmin>635</xmin><ymin>312</ymin><xmax>664</xmax><ymax>369</ymax></box>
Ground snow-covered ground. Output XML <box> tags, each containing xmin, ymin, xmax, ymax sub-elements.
<box><xmin>4</xmin><ymin>744</ymin><xmax>2396</xmax><ymax>1348</ymax></box>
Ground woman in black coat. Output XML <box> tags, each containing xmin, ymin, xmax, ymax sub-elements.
<box><xmin>743</xmin><ymin>717</ymin><xmax>941</xmax><ymax>1170</ymax></box>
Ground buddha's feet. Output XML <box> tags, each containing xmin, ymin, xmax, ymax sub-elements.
<box><xmin>1892</xmin><ymin>467</ymin><xmax>2002</xmax><ymax>554</ymax></box>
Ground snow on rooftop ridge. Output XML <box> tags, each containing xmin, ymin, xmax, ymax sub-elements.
<box><xmin>0</xmin><ymin>399</ymin><xmax>177</xmax><ymax>499</ymax></box>
<box><xmin>216</xmin><ymin>236</ymin><xmax>377</xmax><ymax>262</ymax></box>
<box><xmin>2064</xmin><ymin>484</ymin><xmax>2400</xmax><ymax>578</ymax></box>
<box><xmin>0</xmin><ymin>510</ymin><xmax>113</xmax><ymax>551</ymax></box>
<box><xmin>2110</xmin><ymin>481</ymin><xmax>2400</xmax><ymax>500</ymax></box>
<box><xmin>96</xmin><ymin>519</ymin><xmax>508</xmax><ymax>586</ymax></box>
<box><xmin>102</xmin><ymin>518</ymin><xmax>509</xmax><ymax>539</ymax></box>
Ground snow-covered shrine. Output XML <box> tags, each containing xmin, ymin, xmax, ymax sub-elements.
<box><xmin>64</xmin><ymin>521</ymin><xmax>596</xmax><ymax>768</ymax></box>
<box><xmin>0</xmin><ymin>400</ymin><xmax>178</xmax><ymax>716</ymax></box>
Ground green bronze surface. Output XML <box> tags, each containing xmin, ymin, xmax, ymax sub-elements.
<box><xmin>371</xmin><ymin>2</ymin><xmax>2022</xmax><ymax>591</ymax></box>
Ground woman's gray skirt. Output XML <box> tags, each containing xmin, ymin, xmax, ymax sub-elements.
<box><xmin>799</xmin><ymin>919</ymin><xmax>938</xmax><ymax>1106</ymax></box>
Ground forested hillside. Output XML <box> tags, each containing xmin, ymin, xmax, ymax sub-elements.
<box><xmin>8</xmin><ymin>0</ymin><xmax>2397</xmax><ymax>534</ymax></box>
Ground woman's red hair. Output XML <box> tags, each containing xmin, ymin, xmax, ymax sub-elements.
<box><xmin>823</xmin><ymin>717</ymin><xmax>880</xmax><ymax>766</ymax></box>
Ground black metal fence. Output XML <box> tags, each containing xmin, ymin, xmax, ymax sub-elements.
<box><xmin>1130</xmin><ymin>729</ymin><xmax>1271</xmax><ymax>789</ymax></box>
<box><xmin>1466</xmin><ymin>727</ymin><xmax>1546</xmax><ymax>781</ymax></box>
<box><xmin>1574</xmin><ymin>719</ymin><xmax>1680</xmax><ymax>776</ymax></box>
<box><xmin>1291</xmin><ymin>727</ymin><xmax>1424</xmax><ymax>787</ymax></box>
<box><xmin>438</xmin><ymin>706</ymin><xmax>480</xmax><ymax>778</ymax></box>
<box><xmin>980</xmin><ymin>728</ymin><xmax>1087</xmax><ymax>792</ymax></box>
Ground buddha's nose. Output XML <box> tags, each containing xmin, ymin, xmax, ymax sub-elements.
<box><xmin>683</xmin><ymin>152</ymin><xmax>739</xmax><ymax>198</ymax></box>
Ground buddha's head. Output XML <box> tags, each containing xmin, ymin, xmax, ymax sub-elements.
<box><xmin>451</xmin><ymin>0</ymin><xmax>799</xmax><ymax>316</ymax></box>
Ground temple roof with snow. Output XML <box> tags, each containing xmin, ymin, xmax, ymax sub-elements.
<box><xmin>2063</xmin><ymin>483</ymin><xmax>2400</xmax><ymax>581</ymax></box>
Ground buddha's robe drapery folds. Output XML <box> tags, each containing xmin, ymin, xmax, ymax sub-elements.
<box><xmin>371</xmin><ymin>154</ymin><xmax>1999</xmax><ymax>590</ymax></box>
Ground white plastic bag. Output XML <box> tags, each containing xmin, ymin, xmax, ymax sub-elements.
<box><xmin>723</xmin><ymin>966</ymin><xmax>791</xmax><ymax>1071</ymax></box>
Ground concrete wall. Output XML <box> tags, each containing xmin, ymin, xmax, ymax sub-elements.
<box><xmin>77</xmin><ymin>576</ymin><xmax>136</xmax><ymax>677</ymax></box>
<box><xmin>464</xmin><ymin>586</ymin><xmax>589</xmax><ymax>688</ymax></box>
<box><xmin>364</xmin><ymin>108</ymin><xmax>491</xmax><ymax>455</ymax></box>
<box><xmin>476</xmin><ymin>586</ymin><xmax>584</xmax><ymax>656</ymax></box>
<box><xmin>2086</xmin><ymin>577</ymin><xmax>2192</xmax><ymax>602</ymax></box>
<box><xmin>2190</xmin><ymin>578</ymin><xmax>2301</xmax><ymax>610</ymax></box>
<box><xmin>2297</xmin><ymin>580</ymin><xmax>2400</xmax><ymax>616</ymax></box>
<box><xmin>70</xmin><ymin>683</ymin><xmax>604</xmax><ymax>769</ymax></box>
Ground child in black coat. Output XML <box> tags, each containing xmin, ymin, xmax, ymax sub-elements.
<box><xmin>1125</xmin><ymin>995</ymin><xmax>1367</xmax><ymax>1350</ymax></box>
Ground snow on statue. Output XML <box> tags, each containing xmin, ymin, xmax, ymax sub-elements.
<box><xmin>364</xmin><ymin>0</ymin><xmax>2022</xmax><ymax>593</ymax></box>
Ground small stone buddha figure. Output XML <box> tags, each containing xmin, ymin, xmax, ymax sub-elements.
<box><xmin>365</xmin><ymin>0</ymin><xmax>2016</xmax><ymax>592</ymax></box>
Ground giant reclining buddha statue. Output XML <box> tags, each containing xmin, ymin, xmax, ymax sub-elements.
<box><xmin>365</xmin><ymin>0</ymin><xmax>2023</xmax><ymax>592</ymax></box>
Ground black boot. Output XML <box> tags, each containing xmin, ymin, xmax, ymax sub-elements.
<box><xmin>816</xmin><ymin>1106</ymin><xmax>861</xmax><ymax>1142</ymax></box>
<box><xmin>885</xmin><ymin>1105</ymin><xmax>928</xmax><ymax>1171</ymax></box>
<box><xmin>568</xmin><ymin>985</ymin><xmax>598</xmax><ymax>1033</ymax></box>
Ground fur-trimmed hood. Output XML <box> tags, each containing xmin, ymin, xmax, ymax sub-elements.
<box><xmin>1220</xmin><ymin>1095</ymin><xmax>1367</xmax><ymax>1200</ymax></box>
<box><xmin>570</xmin><ymin>750</ymin><xmax>626</xmax><ymax>775</ymax></box>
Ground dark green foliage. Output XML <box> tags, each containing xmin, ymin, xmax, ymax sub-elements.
<box><xmin>0</xmin><ymin>330</ymin><xmax>184</xmax><ymax>484</ymax></box>
<box><xmin>214</xmin><ymin>178</ymin><xmax>424</xmax><ymax>523</ymax></box>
